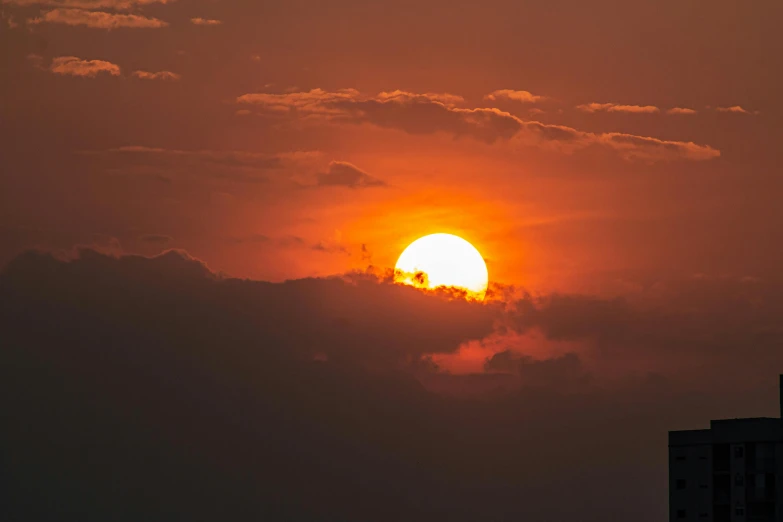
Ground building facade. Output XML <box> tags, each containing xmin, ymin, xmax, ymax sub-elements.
<box><xmin>669</xmin><ymin>377</ymin><xmax>783</xmax><ymax>522</ymax></box>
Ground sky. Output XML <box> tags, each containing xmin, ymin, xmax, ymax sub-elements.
<box><xmin>1</xmin><ymin>1</ymin><xmax>783</xmax><ymax>521</ymax></box>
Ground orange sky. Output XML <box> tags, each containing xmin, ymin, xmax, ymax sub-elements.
<box><xmin>1</xmin><ymin>0</ymin><xmax>782</xmax><ymax>295</ymax></box>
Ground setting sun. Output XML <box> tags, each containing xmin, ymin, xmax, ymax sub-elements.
<box><xmin>394</xmin><ymin>233</ymin><xmax>489</xmax><ymax>299</ymax></box>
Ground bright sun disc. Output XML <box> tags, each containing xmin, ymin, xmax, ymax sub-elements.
<box><xmin>394</xmin><ymin>233</ymin><xmax>489</xmax><ymax>300</ymax></box>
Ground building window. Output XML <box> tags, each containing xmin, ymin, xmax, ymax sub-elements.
<box><xmin>735</xmin><ymin>505</ymin><xmax>745</xmax><ymax>516</ymax></box>
<box><xmin>734</xmin><ymin>446</ymin><xmax>744</xmax><ymax>458</ymax></box>
<box><xmin>699</xmin><ymin>483</ymin><xmax>708</xmax><ymax>489</ymax></box>
<box><xmin>677</xmin><ymin>509</ymin><xmax>687</xmax><ymax>519</ymax></box>
<box><xmin>677</xmin><ymin>479</ymin><xmax>687</xmax><ymax>490</ymax></box>
<box><xmin>676</xmin><ymin>456</ymin><xmax>687</xmax><ymax>461</ymax></box>
<box><xmin>699</xmin><ymin>514</ymin><xmax>708</xmax><ymax>518</ymax></box>
<box><xmin>735</xmin><ymin>473</ymin><xmax>745</xmax><ymax>487</ymax></box>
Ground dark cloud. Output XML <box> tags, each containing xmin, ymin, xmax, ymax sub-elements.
<box><xmin>3</xmin><ymin>249</ymin><xmax>783</xmax><ymax>522</ymax></box>
<box><xmin>316</xmin><ymin>161</ymin><xmax>385</xmax><ymax>188</ymax></box>
<box><xmin>237</xmin><ymin>89</ymin><xmax>719</xmax><ymax>161</ymax></box>
<box><xmin>81</xmin><ymin>146</ymin><xmax>320</xmax><ymax>183</ymax></box>
<box><xmin>485</xmin><ymin>351</ymin><xmax>590</xmax><ymax>389</ymax></box>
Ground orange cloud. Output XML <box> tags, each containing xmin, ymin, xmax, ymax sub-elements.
<box><xmin>597</xmin><ymin>133</ymin><xmax>720</xmax><ymax>162</ymax></box>
<box><xmin>716</xmin><ymin>105</ymin><xmax>755</xmax><ymax>114</ymax></box>
<box><xmin>377</xmin><ymin>90</ymin><xmax>465</xmax><ymax>107</ymax></box>
<box><xmin>3</xmin><ymin>0</ymin><xmax>171</xmax><ymax>9</ymax></box>
<box><xmin>49</xmin><ymin>56</ymin><xmax>120</xmax><ymax>77</ymax></box>
<box><xmin>577</xmin><ymin>102</ymin><xmax>660</xmax><ymax>114</ymax></box>
<box><xmin>29</xmin><ymin>8</ymin><xmax>167</xmax><ymax>28</ymax></box>
<box><xmin>190</xmin><ymin>17</ymin><xmax>221</xmax><ymax>25</ymax></box>
<box><xmin>236</xmin><ymin>88</ymin><xmax>363</xmax><ymax>116</ymax></box>
<box><xmin>485</xmin><ymin>89</ymin><xmax>545</xmax><ymax>103</ymax></box>
<box><xmin>236</xmin><ymin>89</ymin><xmax>719</xmax><ymax>162</ymax></box>
<box><xmin>132</xmin><ymin>70</ymin><xmax>181</xmax><ymax>81</ymax></box>
<box><xmin>667</xmin><ymin>107</ymin><xmax>697</xmax><ymax>115</ymax></box>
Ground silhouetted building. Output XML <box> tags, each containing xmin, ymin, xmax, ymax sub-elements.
<box><xmin>669</xmin><ymin>376</ymin><xmax>783</xmax><ymax>522</ymax></box>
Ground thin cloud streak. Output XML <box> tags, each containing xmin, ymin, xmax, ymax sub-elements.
<box><xmin>716</xmin><ymin>106</ymin><xmax>756</xmax><ymax>114</ymax></box>
<box><xmin>3</xmin><ymin>0</ymin><xmax>172</xmax><ymax>8</ymax></box>
<box><xmin>577</xmin><ymin>102</ymin><xmax>660</xmax><ymax>114</ymax></box>
<box><xmin>29</xmin><ymin>8</ymin><xmax>168</xmax><ymax>28</ymax></box>
<box><xmin>190</xmin><ymin>17</ymin><xmax>221</xmax><ymax>25</ymax></box>
<box><xmin>132</xmin><ymin>70</ymin><xmax>181</xmax><ymax>81</ymax></box>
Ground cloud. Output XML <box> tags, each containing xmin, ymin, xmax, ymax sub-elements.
<box><xmin>237</xmin><ymin>89</ymin><xmax>718</xmax><ymax>162</ymax></box>
<box><xmin>577</xmin><ymin>102</ymin><xmax>660</xmax><ymax>114</ymax></box>
<box><xmin>29</xmin><ymin>8</ymin><xmax>167</xmax><ymax>28</ymax></box>
<box><xmin>377</xmin><ymin>90</ymin><xmax>465</xmax><ymax>107</ymax></box>
<box><xmin>312</xmin><ymin>241</ymin><xmax>349</xmax><ymax>255</ymax></box>
<box><xmin>132</xmin><ymin>70</ymin><xmax>181</xmax><ymax>81</ymax></box>
<box><xmin>82</xmin><ymin>146</ymin><xmax>321</xmax><ymax>183</ymax></box>
<box><xmin>49</xmin><ymin>56</ymin><xmax>120</xmax><ymax>77</ymax></box>
<box><xmin>716</xmin><ymin>105</ymin><xmax>756</xmax><ymax>114</ymax></box>
<box><xmin>236</xmin><ymin>88</ymin><xmax>364</xmax><ymax>116</ymax></box>
<box><xmin>597</xmin><ymin>132</ymin><xmax>720</xmax><ymax>162</ymax></box>
<box><xmin>484</xmin><ymin>89</ymin><xmax>545</xmax><ymax>103</ymax></box>
<box><xmin>485</xmin><ymin>351</ymin><xmax>590</xmax><ymax>388</ymax></box>
<box><xmin>316</xmin><ymin>161</ymin><xmax>385</xmax><ymax>188</ymax></box>
<box><xmin>3</xmin><ymin>0</ymin><xmax>172</xmax><ymax>8</ymax></box>
<box><xmin>190</xmin><ymin>17</ymin><xmax>221</xmax><ymax>25</ymax></box>
<box><xmin>667</xmin><ymin>107</ymin><xmax>697</xmax><ymax>115</ymax></box>
<box><xmin>3</xmin><ymin>249</ymin><xmax>783</xmax><ymax>521</ymax></box>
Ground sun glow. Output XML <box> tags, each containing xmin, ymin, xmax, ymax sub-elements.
<box><xmin>394</xmin><ymin>233</ymin><xmax>489</xmax><ymax>299</ymax></box>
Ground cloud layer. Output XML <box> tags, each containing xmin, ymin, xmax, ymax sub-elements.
<box><xmin>237</xmin><ymin>89</ymin><xmax>719</xmax><ymax>162</ymax></box>
<box><xmin>2</xmin><ymin>249</ymin><xmax>783</xmax><ymax>521</ymax></box>
<box><xmin>577</xmin><ymin>102</ymin><xmax>660</xmax><ymax>114</ymax></box>
<box><xmin>3</xmin><ymin>0</ymin><xmax>171</xmax><ymax>8</ymax></box>
<box><xmin>29</xmin><ymin>8</ymin><xmax>167</xmax><ymax>28</ymax></box>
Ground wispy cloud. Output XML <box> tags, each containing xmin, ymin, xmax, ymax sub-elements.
<box><xmin>577</xmin><ymin>102</ymin><xmax>660</xmax><ymax>114</ymax></box>
<box><xmin>132</xmin><ymin>70</ymin><xmax>181</xmax><ymax>81</ymax></box>
<box><xmin>82</xmin><ymin>146</ymin><xmax>322</xmax><ymax>183</ymax></box>
<box><xmin>3</xmin><ymin>0</ymin><xmax>172</xmax><ymax>9</ymax></box>
<box><xmin>485</xmin><ymin>89</ymin><xmax>545</xmax><ymax>104</ymax></box>
<box><xmin>316</xmin><ymin>161</ymin><xmax>386</xmax><ymax>188</ymax></box>
<box><xmin>237</xmin><ymin>88</ymin><xmax>719</xmax><ymax>162</ymax></box>
<box><xmin>666</xmin><ymin>107</ymin><xmax>697</xmax><ymax>115</ymax></box>
<box><xmin>715</xmin><ymin>105</ymin><xmax>757</xmax><ymax>114</ymax></box>
<box><xmin>29</xmin><ymin>8</ymin><xmax>167</xmax><ymax>28</ymax></box>
<box><xmin>49</xmin><ymin>56</ymin><xmax>120</xmax><ymax>77</ymax></box>
<box><xmin>190</xmin><ymin>17</ymin><xmax>221</xmax><ymax>25</ymax></box>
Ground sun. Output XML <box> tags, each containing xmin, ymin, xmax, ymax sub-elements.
<box><xmin>394</xmin><ymin>233</ymin><xmax>489</xmax><ymax>299</ymax></box>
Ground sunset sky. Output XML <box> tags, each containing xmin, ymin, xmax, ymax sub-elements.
<box><xmin>2</xmin><ymin>1</ymin><xmax>783</xmax><ymax>521</ymax></box>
